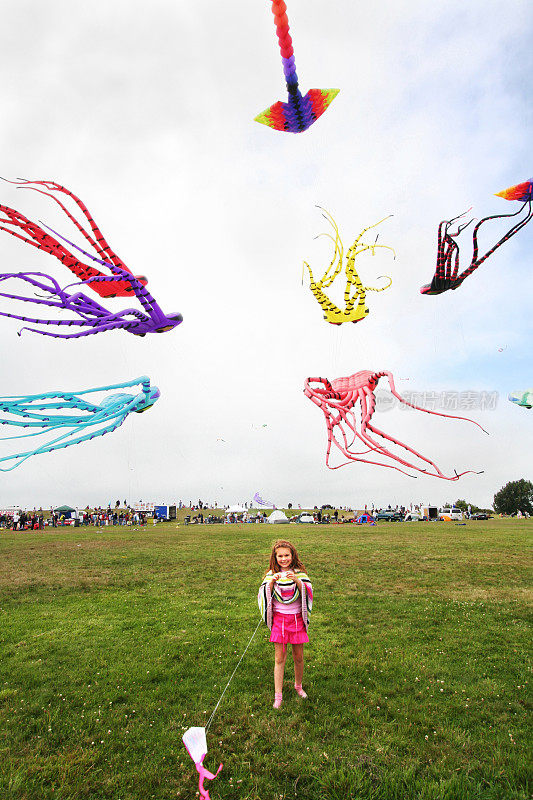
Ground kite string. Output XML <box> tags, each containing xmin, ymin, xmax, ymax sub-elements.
<box><xmin>205</xmin><ymin>617</ymin><xmax>263</xmax><ymax>732</ymax></box>
<box><xmin>205</xmin><ymin>596</ymin><xmax>274</xmax><ymax>733</ymax></box>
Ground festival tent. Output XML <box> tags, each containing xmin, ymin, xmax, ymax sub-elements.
<box><xmin>267</xmin><ymin>510</ymin><xmax>289</xmax><ymax>524</ymax></box>
<box><xmin>54</xmin><ymin>505</ymin><xmax>77</xmax><ymax>518</ymax></box>
<box><xmin>355</xmin><ymin>513</ymin><xmax>376</xmax><ymax>525</ymax></box>
<box><xmin>53</xmin><ymin>505</ymin><xmax>78</xmax><ymax>522</ymax></box>
<box><xmin>225</xmin><ymin>505</ymin><xmax>247</xmax><ymax>515</ymax></box>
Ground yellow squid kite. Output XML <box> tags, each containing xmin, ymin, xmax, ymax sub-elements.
<box><xmin>304</xmin><ymin>209</ymin><xmax>394</xmax><ymax>325</ymax></box>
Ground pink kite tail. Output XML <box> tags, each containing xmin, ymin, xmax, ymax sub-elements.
<box><xmin>196</xmin><ymin>760</ymin><xmax>223</xmax><ymax>800</ymax></box>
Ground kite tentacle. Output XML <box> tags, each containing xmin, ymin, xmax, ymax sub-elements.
<box><xmin>379</xmin><ymin>370</ymin><xmax>488</xmax><ymax>434</ymax></box>
<box><xmin>0</xmin><ymin>196</ymin><xmax>181</xmax><ymax>335</ymax></box>
<box><xmin>458</xmin><ymin>198</ymin><xmax>532</xmax><ymax>283</ymax></box>
<box><xmin>305</xmin><ymin>212</ymin><xmax>394</xmax><ymax>324</ymax></box>
<box><xmin>31</xmin><ymin>185</ymin><xmax>119</xmax><ymax>264</ymax></box>
<box><xmin>364</xmin><ymin>275</ymin><xmax>393</xmax><ymax>293</ymax></box>
<box><xmin>314</xmin><ymin>209</ymin><xmax>344</xmax><ymax>288</ymax></box>
<box><xmin>0</xmin><ymin>378</ymin><xmax>159</xmax><ymax>471</ymax></box>
<box><xmin>5</xmin><ymin>179</ymin><xmax>129</xmax><ymax>271</ymax></box>
<box><xmin>1</xmin><ymin>224</ymin><xmax>88</xmax><ymax>287</ymax></box>
<box><xmin>1</xmin><ymin>179</ymin><xmax>148</xmax><ymax>297</ymax></box>
<box><xmin>196</xmin><ymin>761</ymin><xmax>223</xmax><ymax>800</ymax></box>
<box><xmin>0</xmin><ymin>274</ymin><xmax>144</xmax><ymax>333</ymax></box>
<box><xmin>0</xmin><ymin>269</ymin><xmax>66</xmax><ymax>295</ymax></box>
<box><xmin>0</xmin><ymin>413</ymin><xmax>127</xmax><ymax>470</ymax></box>
<box><xmin>0</xmin><ymin>266</ymin><xmax>180</xmax><ymax>338</ymax></box>
<box><xmin>304</xmin><ymin>371</ymin><xmax>485</xmax><ymax>478</ymax></box>
<box><xmin>0</xmin><ymin>310</ymin><xmax>103</xmax><ymax>328</ymax></box>
<box><xmin>17</xmin><ymin>321</ymin><xmax>133</xmax><ymax>339</ymax></box>
<box><xmin>0</xmin><ymin>207</ymin><xmax>99</xmax><ymax>286</ymax></box>
<box><xmin>28</xmin><ymin>227</ymin><xmax>179</xmax><ymax>331</ymax></box>
<box><xmin>352</xmin><ymin>388</ymin><xmax>419</xmax><ymax>469</ymax></box>
<box><xmin>41</xmin><ymin>226</ymin><xmax>171</xmax><ymax>324</ymax></box>
<box><xmin>422</xmin><ymin>187</ymin><xmax>532</xmax><ymax>294</ymax></box>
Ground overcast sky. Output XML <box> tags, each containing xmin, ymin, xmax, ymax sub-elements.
<box><xmin>0</xmin><ymin>0</ymin><xmax>531</xmax><ymax>510</ymax></box>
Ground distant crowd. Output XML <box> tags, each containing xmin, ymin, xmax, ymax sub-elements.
<box><xmin>0</xmin><ymin>507</ymin><xmax>149</xmax><ymax>531</ymax></box>
<box><xmin>1</xmin><ymin>510</ymin><xmax>45</xmax><ymax>530</ymax></box>
<box><xmin>3</xmin><ymin>499</ymin><xmax>513</xmax><ymax>532</ymax></box>
<box><xmin>70</xmin><ymin>509</ymin><xmax>149</xmax><ymax>527</ymax></box>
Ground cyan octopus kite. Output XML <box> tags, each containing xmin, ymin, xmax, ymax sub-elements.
<box><xmin>304</xmin><ymin>209</ymin><xmax>394</xmax><ymax>324</ymax></box>
<box><xmin>0</xmin><ymin>179</ymin><xmax>147</xmax><ymax>298</ymax></box>
<box><xmin>0</xmin><ymin>377</ymin><xmax>160</xmax><ymax>471</ymax></box>
<box><xmin>421</xmin><ymin>179</ymin><xmax>533</xmax><ymax>295</ymax></box>
<box><xmin>304</xmin><ymin>370</ymin><xmax>487</xmax><ymax>480</ymax></box>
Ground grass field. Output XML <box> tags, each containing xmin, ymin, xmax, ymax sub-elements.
<box><xmin>0</xmin><ymin>518</ymin><xmax>531</xmax><ymax>800</ymax></box>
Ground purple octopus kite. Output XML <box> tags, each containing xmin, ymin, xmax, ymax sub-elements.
<box><xmin>0</xmin><ymin>249</ymin><xmax>182</xmax><ymax>339</ymax></box>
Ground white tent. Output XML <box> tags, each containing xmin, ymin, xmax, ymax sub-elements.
<box><xmin>267</xmin><ymin>510</ymin><xmax>289</xmax><ymax>524</ymax></box>
<box><xmin>226</xmin><ymin>505</ymin><xmax>247</xmax><ymax>515</ymax></box>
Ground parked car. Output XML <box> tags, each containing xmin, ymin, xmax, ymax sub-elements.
<box><xmin>290</xmin><ymin>513</ymin><xmax>316</xmax><ymax>524</ymax></box>
<box><xmin>375</xmin><ymin>510</ymin><xmax>403</xmax><ymax>521</ymax></box>
<box><xmin>470</xmin><ymin>512</ymin><xmax>491</xmax><ymax>520</ymax></box>
<box><xmin>404</xmin><ymin>511</ymin><xmax>423</xmax><ymax>521</ymax></box>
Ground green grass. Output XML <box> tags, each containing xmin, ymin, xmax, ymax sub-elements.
<box><xmin>0</xmin><ymin>519</ymin><xmax>531</xmax><ymax>799</ymax></box>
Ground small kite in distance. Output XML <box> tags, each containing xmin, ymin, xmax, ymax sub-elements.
<box><xmin>508</xmin><ymin>389</ymin><xmax>533</xmax><ymax>409</ymax></box>
<box><xmin>304</xmin><ymin>370</ymin><xmax>487</xmax><ymax>479</ymax></box>
<box><xmin>253</xmin><ymin>491</ymin><xmax>277</xmax><ymax>508</ymax></box>
<box><xmin>0</xmin><ymin>179</ymin><xmax>147</xmax><ymax>298</ymax></box>
<box><xmin>304</xmin><ymin>209</ymin><xmax>394</xmax><ymax>325</ymax></box>
<box><xmin>0</xmin><ymin>377</ymin><xmax>160</xmax><ymax>471</ymax></box>
<box><xmin>255</xmin><ymin>0</ymin><xmax>338</xmax><ymax>132</ymax></box>
<box><xmin>420</xmin><ymin>179</ymin><xmax>532</xmax><ymax>295</ymax></box>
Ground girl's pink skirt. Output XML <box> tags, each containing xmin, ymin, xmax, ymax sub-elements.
<box><xmin>270</xmin><ymin>612</ymin><xmax>309</xmax><ymax>645</ymax></box>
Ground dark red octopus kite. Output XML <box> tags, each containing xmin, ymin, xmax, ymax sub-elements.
<box><xmin>0</xmin><ymin>179</ymin><xmax>147</xmax><ymax>298</ymax></box>
<box><xmin>420</xmin><ymin>179</ymin><xmax>532</xmax><ymax>295</ymax></box>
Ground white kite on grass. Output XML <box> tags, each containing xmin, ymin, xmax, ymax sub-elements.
<box><xmin>182</xmin><ymin>726</ymin><xmax>222</xmax><ymax>800</ymax></box>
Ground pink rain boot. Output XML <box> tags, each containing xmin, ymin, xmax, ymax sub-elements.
<box><xmin>294</xmin><ymin>684</ymin><xmax>308</xmax><ymax>699</ymax></box>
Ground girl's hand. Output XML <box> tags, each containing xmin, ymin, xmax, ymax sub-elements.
<box><xmin>269</xmin><ymin>572</ymin><xmax>281</xmax><ymax>588</ymax></box>
<box><xmin>286</xmin><ymin>570</ymin><xmax>302</xmax><ymax>587</ymax></box>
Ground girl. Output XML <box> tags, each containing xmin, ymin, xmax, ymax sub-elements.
<box><xmin>258</xmin><ymin>540</ymin><xmax>313</xmax><ymax>708</ymax></box>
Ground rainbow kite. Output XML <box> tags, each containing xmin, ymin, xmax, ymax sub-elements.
<box><xmin>255</xmin><ymin>0</ymin><xmax>339</xmax><ymax>133</ymax></box>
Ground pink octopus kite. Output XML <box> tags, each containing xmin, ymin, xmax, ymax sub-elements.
<box><xmin>304</xmin><ymin>371</ymin><xmax>487</xmax><ymax>480</ymax></box>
